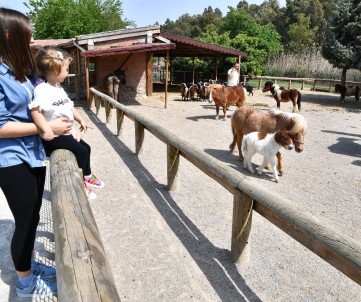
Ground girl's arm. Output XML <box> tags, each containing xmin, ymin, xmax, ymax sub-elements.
<box><xmin>0</xmin><ymin>117</ymin><xmax>72</xmax><ymax>138</ymax></box>
<box><xmin>30</xmin><ymin>108</ymin><xmax>54</xmax><ymax>141</ymax></box>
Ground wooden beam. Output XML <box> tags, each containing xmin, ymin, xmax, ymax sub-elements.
<box><xmin>50</xmin><ymin>150</ymin><xmax>121</xmax><ymax>302</ymax></box>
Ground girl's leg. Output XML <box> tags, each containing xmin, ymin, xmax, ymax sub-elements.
<box><xmin>0</xmin><ymin>164</ymin><xmax>46</xmax><ymax>273</ymax></box>
<box><xmin>43</xmin><ymin>136</ymin><xmax>91</xmax><ymax>175</ymax></box>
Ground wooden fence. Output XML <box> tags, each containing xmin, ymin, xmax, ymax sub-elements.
<box><xmin>252</xmin><ymin>75</ymin><xmax>360</xmax><ymax>91</ymax></box>
<box><xmin>89</xmin><ymin>87</ymin><xmax>361</xmax><ymax>286</ymax></box>
<box><xmin>50</xmin><ymin>150</ymin><xmax>121</xmax><ymax>302</ymax></box>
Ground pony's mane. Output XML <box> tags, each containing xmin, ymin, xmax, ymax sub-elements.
<box><xmin>271</xmin><ymin>110</ymin><xmax>308</xmax><ymax>134</ymax></box>
<box><xmin>272</xmin><ymin>84</ymin><xmax>280</xmax><ymax>90</ymax></box>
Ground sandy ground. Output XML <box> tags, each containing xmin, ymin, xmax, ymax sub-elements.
<box><xmin>1</xmin><ymin>87</ymin><xmax>361</xmax><ymax>301</ymax></box>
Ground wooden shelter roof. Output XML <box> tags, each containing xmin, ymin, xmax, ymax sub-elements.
<box><xmin>156</xmin><ymin>32</ymin><xmax>247</xmax><ymax>58</ymax></box>
<box><xmin>80</xmin><ymin>43</ymin><xmax>175</xmax><ymax>58</ymax></box>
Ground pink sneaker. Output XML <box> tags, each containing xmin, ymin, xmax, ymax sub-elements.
<box><xmin>84</xmin><ymin>173</ymin><xmax>105</xmax><ymax>188</ymax></box>
<box><xmin>83</xmin><ymin>181</ymin><xmax>97</xmax><ymax>201</ymax></box>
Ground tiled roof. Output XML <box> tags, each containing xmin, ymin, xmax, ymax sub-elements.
<box><xmin>31</xmin><ymin>39</ymin><xmax>72</xmax><ymax>47</ymax></box>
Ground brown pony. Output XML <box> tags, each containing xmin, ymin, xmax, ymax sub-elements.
<box><xmin>229</xmin><ymin>106</ymin><xmax>308</xmax><ymax>174</ymax></box>
<box><xmin>263</xmin><ymin>81</ymin><xmax>301</xmax><ymax>112</ymax></box>
<box><xmin>209</xmin><ymin>85</ymin><xmax>247</xmax><ymax>120</ymax></box>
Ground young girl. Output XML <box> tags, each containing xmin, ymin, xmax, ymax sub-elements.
<box><xmin>0</xmin><ymin>8</ymin><xmax>72</xmax><ymax>297</ymax></box>
<box><xmin>29</xmin><ymin>47</ymin><xmax>104</xmax><ymax>200</ymax></box>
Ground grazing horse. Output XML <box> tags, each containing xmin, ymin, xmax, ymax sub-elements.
<box><xmin>209</xmin><ymin>85</ymin><xmax>247</xmax><ymax>120</ymax></box>
<box><xmin>334</xmin><ymin>83</ymin><xmax>360</xmax><ymax>103</ymax></box>
<box><xmin>230</xmin><ymin>106</ymin><xmax>308</xmax><ymax>175</ymax></box>
<box><xmin>242</xmin><ymin>130</ymin><xmax>294</xmax><ymax>183</ymax></box>
<box><xmin>104</xmin><ymin>67</ymin><xmax>127</xmax><ymax>102</ymax></box>
<box><xmin>263</xmin><ymin>81</ymin><xmax>301</xmax><ymax>112</ymax></box>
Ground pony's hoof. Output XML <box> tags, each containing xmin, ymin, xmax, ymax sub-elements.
<box><xmin>274</xmin><ymin>178</ymin><xmax>279</xmax><ymax>183</ymax></box>
<box><xmin>223</xmin><ymin>117</ymin><xmax>227</xmax><ymax>121</ymax></box>
<box><xmin>215</xmin><ymin>116</ymin><xmax>219</xmax><ymax>120</ymax></box>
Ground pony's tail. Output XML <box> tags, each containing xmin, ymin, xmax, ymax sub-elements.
<box><xmin>297</xmin><ymin>91</ymin><xmax>302</xmax><ymax>111</ymax></box>
<box><xmin>229</xmin><ymin>122</ymin><xmax>237</xmax><ymax>153</ymax></box>
<box><xmin>209</xmin><ymin>91</ymin><xmax>213</xmax><ymax>103</ymax></box>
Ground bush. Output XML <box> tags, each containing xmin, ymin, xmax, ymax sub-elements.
<box><xmin>265</xmin><ymin>49</ymin><xmax>361</xmax><ymax>82</ymax></box>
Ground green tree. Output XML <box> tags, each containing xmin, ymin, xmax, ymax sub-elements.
<box><xmin>321</xmin><ymin>0</ymin><xmax>361</xmax><ymax>83</ymax></box>
<box><xmin>161</xmin><ymin>6</ymin><xmax>223</xmax><ymax>38</ymax></box>
<box><xmin>287</xmin><ymin>13</ymin><xmax>317</xmax><ymax>52</ymax></box>
<box><xmin>26</xmin><ymin>0</ymin><xmax>132</xmax><ymax>39</ymax></box>
<box><xmin>221</xmin><ymin>9</ymin><xmax>282</xmax><ymax>57</ymax></box>
<box><xmin>283</xmin><ymin>0</ymin><xmax>326</xmax><ymax>48</ymax></box>
<box><xmin>198</xmin><ymin>8</ymin><xmax>281</xmax><ymax>76</ymax></box>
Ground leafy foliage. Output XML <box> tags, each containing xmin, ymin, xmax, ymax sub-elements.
<box><xmin>26</xmin><ymin>0</ymin><xmax>133</xmax><ymax>39</ymax></box>
<box><xmin>321</xmin><ymin>0</ymin><xmax>361</xmax><ymax>81</ymax></box>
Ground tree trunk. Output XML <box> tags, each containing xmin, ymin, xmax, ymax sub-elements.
<box><xmin>341</xmin><ymin>68</ymin><xmax>347</xmax><ymax>85</ymax></box>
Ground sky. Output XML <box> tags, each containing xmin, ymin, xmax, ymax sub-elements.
<box><xmin>1</xmin><ymin>0</ymin><xmax>286</xmax><ymax>28</ymax></box>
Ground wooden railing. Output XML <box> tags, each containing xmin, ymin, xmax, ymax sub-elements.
<box><xmin>252</xmin><ymin>75</ymin><xmax>360</xmax><ymax>91</ymax></box>
<box><xmin>90</xmin><ymin>87</ymin><xmax>361</xmax><ymax>285</ymax></box>
<box><xmin>50</xmin><ymin>149</ymin><xmax>121</xmax><ymax>302</ymax></box>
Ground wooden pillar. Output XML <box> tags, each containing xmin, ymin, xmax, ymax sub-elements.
<box><xmin>85</xmin><ymin>57</ymin><xmax>90</xmax><ymax>110</ymax></box>
<box><xmin>167</xmin><ymin>144</ymin><xmax>180</xmax><ymax>191</ymax></box>
<box><xmin>135</xmin><ymin>120</ymin><xmax>145</xmax><ymax>155</ymax></box>
<box><xmin>192</xmin><ymin>57</ymin><xmax>195</xmax><ymax>84</ymax></box>
<box><xmin>164</xmin><ymin>50</ymin><xmax>169</xmax><ymax>108</ymax></box>
<box><xmin>146</xmin><ymin>52</ymin><xmax>153</xmax><ymax>96</ymax></box>
<box><xmin>215</xmin><ymin>58</ymin><xmax>218</xmax><ymax>81</ymax></box>
<box><xmin>231</xmin><ymin>191</ymin><xmax>253</xmax><ymax>266</ymax></box>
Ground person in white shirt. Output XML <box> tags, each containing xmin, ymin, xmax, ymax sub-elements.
<box><xmin>227</xmin><ymin>62</ymin><xmax>240</xmax><ymax>86</ymax></box>
<box><xmin>29</xmin><ymin>47</ymin><xmax>104</xmax><ymax>200</ymax></box>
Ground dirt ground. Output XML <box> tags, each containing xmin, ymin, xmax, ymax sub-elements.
<box><xmin>1</xmin><ymin>87</ymin><xmax>360</xmax><ymax>301</ymax></box>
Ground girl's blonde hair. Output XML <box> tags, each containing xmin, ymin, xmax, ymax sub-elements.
<box><xmin>36</xmin><ymin>47</ymin><xmax>72</xmax><ymax>77</ymax></box>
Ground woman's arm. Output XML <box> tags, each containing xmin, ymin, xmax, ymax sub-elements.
<box><xmin>30</xmin><ymin>108</ymin><xmax>54</xmax><ymax>141</ymax></box>
<box><xmin>0</xmin><ymin>117</ymin><xmax>72</xmax><ymax>138</ymax></box>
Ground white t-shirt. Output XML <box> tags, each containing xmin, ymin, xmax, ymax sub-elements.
<box><xmin>30</xmin><ymin>82</ymin><xmax>74</xmax><ymax>122</ymax></box>
<box><xmin>227</xmin><ymin>68</ymin><xmax>239</xmax><ymax>86</ymax></box>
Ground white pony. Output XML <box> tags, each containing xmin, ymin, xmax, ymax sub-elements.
<box><xmin>242</xmin><ymin>130</ymin><xmax>294</xmax><ymax>182</ymax></box>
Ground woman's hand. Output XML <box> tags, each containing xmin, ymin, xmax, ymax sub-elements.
<box><xmin>48</xmin><ymin>117</ymin><xmax>72</xmax><ymax>135</ymax></box>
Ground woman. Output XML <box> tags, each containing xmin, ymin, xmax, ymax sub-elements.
<box><xmin>0</xmin><ymin>8</ymin><xmax>71</xmax><ymax>297</ymax></box>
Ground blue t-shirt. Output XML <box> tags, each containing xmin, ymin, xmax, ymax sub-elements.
<box><xmin>0</xmin><ymin>63</ymin><xmax>45</xmax><ymax>168</ymax></box>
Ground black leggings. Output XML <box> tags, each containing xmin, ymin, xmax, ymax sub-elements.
<box><xmin>42</xmin><ymin>135</ymin><xmax>91</xmax><ymax>176</ymax></box>
<box><xmin>0</xmin><ymin>164</ymin><xmax>46</xmax><ymax>272</ymax></box>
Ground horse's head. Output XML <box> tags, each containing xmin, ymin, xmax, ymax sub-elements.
<box><xmin>263</xmin><ymin>81</ymin><xmax>274</xmax><ymax>92</ymax></box>
<box><xmin>113</xmin><ymin>68</ymin><xmax>127</xmax><ymax>85</ymax></box>
<box><xmin>275</xmin><ymin>130</ymin><xmax>294</xmax><ymax>151</ymax></box>
<box><xmin>288</xmin><ymin>114</ymin><xmax>308</xmax><ymax>153</ymax></box>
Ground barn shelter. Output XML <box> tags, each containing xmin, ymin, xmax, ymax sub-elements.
<box><xmin>32</xmin><ymin>25</ymin><xmax>247</xmax><ymax>108</ymax></box>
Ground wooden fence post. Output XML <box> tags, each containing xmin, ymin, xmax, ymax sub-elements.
<box><xmin>167</xmin><ymin>144</ymin><xmax>180</xmax><ymax>191</ymax></box>
<box><xmin>95</xmin><ymin>95</ymin><xmax>101</xmax><ymax>114</ymax></box>
<box><xmin>231</xmin><ymin>191</ymin><xmax>253</xmax><ymax>266</ymax></box>
<box><xmin>105</xmin><ymin>102</ymin><xmax>112</xmax><ymax>123</ymax></box>
<box><xmin>135</xmin><ymin>120</ymin><xmax>145</xmax><ymax>155</ymax></box>
<box><xmin>116</xmin><ymin>108</ymin><xmax>125</xmax><ymax>137</ymax></box>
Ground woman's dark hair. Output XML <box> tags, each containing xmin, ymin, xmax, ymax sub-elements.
<box><xmin>0</xmin><ymin>8</ymin><xmax>35</xmax><ymax>82</ymax></box>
